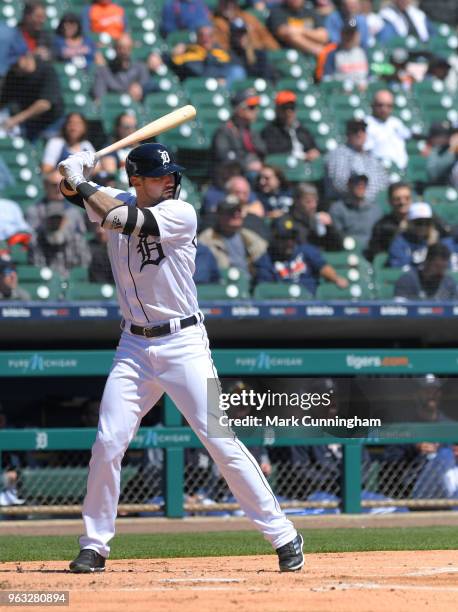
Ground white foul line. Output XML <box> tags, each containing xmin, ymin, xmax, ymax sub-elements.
<box><xmin>405</xmin><ymin>567</ymin><xmax>458</xmax><ymax>577</ymax></box>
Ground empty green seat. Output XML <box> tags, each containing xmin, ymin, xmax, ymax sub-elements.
<box><xmin>424</xmin><ymin>186</ymin><xmax>458</xmax><ymax>206</ymax></box>
<box><xmin>197</xmin><ymin>284</ymin><xmax>241</xmax><ymax>300</ymax></box>
<box><xmin>253</xmin><ymin>282</ymin><xmax>313</xmax><ymax>300</ymax></box>
<box><xmin>316</xmin><ymin>282</ymin><xmax>373</xmax><ymax>300</ymax></box>
<box><xmin>374</xmin><ymin>267</ymin><xmax>405</xmax><ymax>299</ymax></box>
<box><xmin>66</xmin><ymin>282</ymin><xmax>116</xmax><ymax>300</ymax></box>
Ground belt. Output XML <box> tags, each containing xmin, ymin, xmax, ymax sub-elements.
<box><xmin>129</xmin><ymin>314</ymin><xmax>199</xmax><ymax>338</ymax></box>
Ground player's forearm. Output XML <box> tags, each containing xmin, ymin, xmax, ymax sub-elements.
<box><xmin>80</xmin><ymin>185</ymin><xmax>122</xmax><ymax>218</ymax></box>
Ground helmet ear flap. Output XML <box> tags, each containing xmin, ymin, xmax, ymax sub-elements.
<box><xmin>173</xmin><ymin>172</ymin><xmax>182</xmax><ymax>199</ymax></box>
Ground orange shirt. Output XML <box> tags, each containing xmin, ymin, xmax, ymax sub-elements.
<box><xmin>89</xmin><ymin>3</ymin><xmax>125</xmax><ymax>39</ymax></box>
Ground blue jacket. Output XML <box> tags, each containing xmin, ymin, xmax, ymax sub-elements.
<box><xmin>161</xmin><ymin>0</ymin><xmax>210</xmax><ymax>37</ymax></box>
<box><xmin>0</xmin><ymin>22</ymin><xmax>27</xmax><ymax>77</ymax></box>
<box><xmin>260</xmin><ymin>243</ymin><xmax>326</xmax><ymax>295</ymax></box>
<box><xmin>194</xmin><ymin>243</ymin><xmax>221</xmax><ymax>284</ymax></box>
<box><xmin>388</xmin><ymin>233</ymin><xmax>456</xmax><ymax>268</ymax></box>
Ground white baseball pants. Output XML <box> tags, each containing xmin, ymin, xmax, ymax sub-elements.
<box><xmin>79</xmin><ymin>322</ymin><xmax>297</xmax><ymax>557</ymax></box>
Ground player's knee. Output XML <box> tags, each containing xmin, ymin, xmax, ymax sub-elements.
<box><xmin>92</xmin><ymin>431</ymin><xmax>129</xmax><ymax>463</ymax></box>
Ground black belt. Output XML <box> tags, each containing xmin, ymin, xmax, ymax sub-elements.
<box><xmin>129</xmin><ymin>314</ymin><xmax>199</xmax><ymax>338</ymax></box>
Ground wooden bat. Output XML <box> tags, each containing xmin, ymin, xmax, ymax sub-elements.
<box><xmin>95</xmin><ymin>104</ymin><xmax>197</xmax><ymax>158</ymax></box>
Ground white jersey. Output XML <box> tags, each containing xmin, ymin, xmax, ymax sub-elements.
<box><xmin>85</xmin><ymin>185</ymin><xmax>199</xmax><ymax>325</ymax></box>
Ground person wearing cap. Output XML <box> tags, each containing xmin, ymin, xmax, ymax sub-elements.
<box><xmin>212</xmin><ymin>0</ymin><xmax>280</xmax><ymax>53</ymax></box>
<box><xmin>290</xmin><ymin>182</ymin><xmax>343</xmax><ymax>251</ymax></box>
<box><xmin>25</xmin><ymin>169</ymin><xmax>87</xmax><ymax>236</ymax></box>
<box><xmin>387</xmin><ymin>201</ymin><xmax>456</xmax><ymax>269</ymax></box>
<box><xmin>211</xmin><ymin>87</ymin><xmax>267</xmax><ymax>173</ymax></box>
<box><xmin>329</xmin><ymin>173</ymin><xmax>381</xmax><ymax>249</ymax></box>
<box><xmin>0</xmin><ymin>256</ymin><xmax>30</xmax><ymax>301</ymax></box>
<box><xmin>198</xmin><ymin>194</ymin><xmax>271</xmax><ymax>282</ymax></box>
<box><xmin>259</xmin><ymin>216</ymin><xmax>348</xmax><ymax>295</ymax></box>
<box><xmin>394</xmin><ymin>242</ymin><xmax>458</xmax><ymax>301</ymax></box>
<box><xmin>228</xmin><ymin>17</ymin><xmax>279</xmax><ymax>81</ymax></box>
<box><xmin>325</xmin><ymin>0</ymin><xmax>370</xmax><ymax>50</ymax></box>
<box><xmin>261</xmin><ymin>91</ymin><xmax>320</xmax><ymax>161</ymax></box>
<box><xmin>267</xmin><ymin>0</ymin><xmax>329</xmax><ymax>57</ymax></box>
<box><xmin>322</xmin><ymin>17</ymin><xmax>369</xmax><ymax>88</ymax></box>
<box><xmin>425</xmin><ymin>123</ymin><xmax>458</xmax><ymax>189</ymax></box>
<box><xmin>325</xmin><ymin>117</ymin><xmax>389</xmax><ymax>202</ymax></box>
<box><xmin>364</xmin><ymin>90</ymin><xmax>410</xmax><ymax>170</ymax></box>
<box><xmin>28</xmin><ymin>200</ymin><xmax>91</xmax><ymax>276</ymax></box>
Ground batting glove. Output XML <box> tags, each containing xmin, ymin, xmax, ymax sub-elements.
<box><xmin>58</xmin><ymin>151</ymin><xmax>96</xmax><ymax>190</ymax></box>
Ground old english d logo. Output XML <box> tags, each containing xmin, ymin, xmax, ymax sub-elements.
<box><xmin>159</xmin><ymin>149</ymin><xmax>171</xmax><ymax>165</ymax></box>
<box><xmin>137</xmin><ymin>235</ymin><xmax>165</xmax><ymax>270</ymax></box>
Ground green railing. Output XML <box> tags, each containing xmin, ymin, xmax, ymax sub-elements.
<box><xmin>1</xmin><ymin>349</ymin><xmax>458</xmax><ymax>515</ymax></box>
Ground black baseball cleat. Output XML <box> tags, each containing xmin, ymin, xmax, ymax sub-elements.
<box><xmin>276</xmin><ymin>534</ymin><xmax>304</xmax><ymax>572</ymax></box>
<box><xmin>69</xmin><ymin>549</ymin><xmax>106</xmax><ymax>573</ymax></box>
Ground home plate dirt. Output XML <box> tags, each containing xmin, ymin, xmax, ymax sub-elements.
<box><xmin>1</xmin><ymin>551</ymin><xmax>457</xmax><ymax>612</ymax></box>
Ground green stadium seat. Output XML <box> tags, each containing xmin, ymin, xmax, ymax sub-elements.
<box><xmin>19</xmin><ymin>280</ymin><xmax>61</xmax><ymax>301</ymax></box>
<box><xmin>219</xmin><ymin>267</ymin><xmax>250</xmax><ymax>299</ymax></box>
<box><xmin>374</xmin><ymin>268</ymin><xmax>405</xmax><ymax>299</ymax></box>
<box><xmin>316</xmin><ymin>281</ymin><xmax>373</xmax><ymax>300</ymax></box>
<box><xmin>66</xmin><ymin>282</ymin><xmax>116</xmax><ymax>301</ymax></box>
<box><xmin>68</xmin><ymin>267</ymin><xmax>89</xmax><ymax>283</ymax></box>
<box><xmin>429</xmin><ymin>202</ymin><xmax>458</xmax><ymax>226</ymax></box>
<box><xmin>253</xmin><ymin>282</ymin><xmax>313</xmax><ymax>300</ymax></box>
<box><xmin>9</xmin><ymin>244</ymin><xmax>29</xmax><ymax>264</ymax></box>
<box><xmin>423</xmin><ymin>186</ymin><xmax>458</xmax><ymax>207</ymax></box>
<box><xmin>197</xmin><ymin>284</ymin><xmax>241</xmax><ymax>300</ymax></box>
<box><xmin>264</xmin><ymin>154</ymin><xmax>324</xmax><ymax>182</ymax></box>
<box><xmin>16</xmin><ymin>265</ymin><xmax>55</xmax><ymax>282</ymax></box>
<box><xmin>372</xmin><ymin>252</ymin><xmax>389</xmax><ymax>271</ymax></box>
<box><xmin>180</xmin><ymin>176</ymin><xmax>201</xmax><ymax>211</ymax></box>
<box><xmin>406</xmin><ymin>155</ymin><xmax>429</xmax><ymax>184</ymax></box>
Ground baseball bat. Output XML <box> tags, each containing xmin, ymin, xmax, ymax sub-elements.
<box><xmin>94</xmin><ymin>104</ymin><xmax>197</xmax><ymax>158</ymax></box>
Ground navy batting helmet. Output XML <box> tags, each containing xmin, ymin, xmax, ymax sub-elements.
<box><xmin>125</xmin><ymin>143</ymin><xmax>185</xmax><ymax>197</ymax></box>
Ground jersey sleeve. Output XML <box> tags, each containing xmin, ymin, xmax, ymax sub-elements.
<box><xmin>147</xmin><ymin>199</ymin><xmax>197</xmax><ymax>243</ymax></box>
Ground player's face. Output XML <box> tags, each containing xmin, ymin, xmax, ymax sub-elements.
<box><xmin>133</xmin><ymin>174</ymin><xmax>176</xmax><ymax>206</ymax></box>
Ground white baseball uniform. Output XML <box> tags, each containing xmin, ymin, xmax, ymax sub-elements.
<box><xmin>75</xmin><ymin>184</ymin><xmax>297</xmax><ymax>557</ymax></box>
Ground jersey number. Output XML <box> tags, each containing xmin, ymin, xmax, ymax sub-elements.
<box><xmin>137</xmin><ymin>236</ymin><xmax>165</xmax><ymax>270</ymax></box>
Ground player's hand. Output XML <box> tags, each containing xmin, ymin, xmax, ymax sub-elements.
<box><xmin>58</xmin><ymin>154</ymin><xmax>87</xmax><ymax>190</ymax></box>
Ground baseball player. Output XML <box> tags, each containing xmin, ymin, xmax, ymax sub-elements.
<box><xmin>58</xmin><ymin>144</ymin><xmax>303</xmax><ymax>573</ymax></box>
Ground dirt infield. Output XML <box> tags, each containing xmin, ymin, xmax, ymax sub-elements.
<box><xmin>1</xmin><ymin>550</ymin><xmax>457</xmax><ymax>612</ymax></box>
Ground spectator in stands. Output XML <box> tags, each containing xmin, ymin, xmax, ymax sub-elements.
<box><xmin>92</xmin><ymin>33</ymin><xmax>150</xmax><ymax>102</ymax></box>
<box><xmin>41</xmin><ymin>113</ymin><xmax>96</xmax><ymax>174</ymax></box>
<box><xmin>0</xmin><ymin>197</ymin><xmax>32</xmax><ymax>249</ymax></box>
<box><xmin>202</xmin><ymin>160</ymin><xmax>243</xmax><ymax>217</ymax></box>
<box><xmin>290</xmin><ymin>183</ymin><xmax>343</xmax><ymax>251</ymax></box>
<box><xmin>88</xmin><ymin>225</ymin><xmax>114</xmax><ymax>284</ymax></box>
<box><xmin>227</xmin><ymin>17</ymin><xmax>279</xmax><ymax>81</ymax></box>
<box><xmin>225</xmin><ymin>175</ymin><xmax>268</xmax><ymax>239</ymax></box>
<box><xmin>395</xmin><ymin>243</ymin><xmax>458</xmax><ymax>301</ymax></box>
<box><xmin>160</xmin><ymin>0</ymin><xmax>211</xmax><ymax>39</ymax></box>
<box><xmin>19</xmin><ymin>1</ymin><xmax>53</xmax><ymax>61</ymax></box>
<box><xmin>211</xmin><ymin>88</ymin><xmax>266</xmax><ymax>173</ymax></box>
<box><xmin>213</xmin><ymin>0</ymin><xmax>280</xmax><ymax>53</ymax></box>
<box><xmin>254</xmin><ymin>164</ymin><xmax>293</xmax><ymax>218</ymax></box>
<box><xmin>419</xmin><ymin>0</ymin><xmax>458</xmax><ymax>27</ymax></box>
<box><xmin>0</xmin><ymin>52</ymin><xmax>64</xmax><ymax>141</ymax></box>
<box><xmin>170</xmin><ymin>24</ymin><xmax>244</xmax><ymax>85</ymax></box>
<box><xmin>365</xmin><ymin>90</ymin><xmax>410</xmax><ymax>170</ymax></box>
<box><xmin>82</xmin><ymin>0</ymin><xmax>127</xmax><ymax>41</ymax></box>
<box><xmin>53</xmin><ymin>13</ymin><xmax>97</xmax><ymax>69</ymax></box>
<box><xmin>27</xmin><ymin>170</ymin><xmax>87</xmax><ymax>235</ymax></box>
<box><xmin>388</xmin><ymin>202</ymin><xmax>454</xmax><ymax>269</ymax></box>
<box><xmin>365</xmin><ymin>181</ymin><xmax>412</xmax><ymax>261</ymax></box>
<box><xmin>426</xmin><ymin>123</ymin><xmax>458</xmax><ymax>188</ymax></box>
<box><xmin>267</xmin><ymin>0</ymin><xmax>328</xmax><ymax>57</ymax></box>
<box><xmin>329</xmin><ymin>173</ymin><xmax>381</xmax><ymax>249</ymax></box>
<box><xmin>260</xmin><ymin>217</ymin><xmax>348</xmax><ymax>294</ymax></box>
<box><xmin>261</xmin><ymin>90</ymin><xmax>320</xmax><ymax>161</ymax></box>
<box><xmin>378</xmin><ymin>0</ymin><xmax>433</xmax><ymax>44</ymax></box>
<box><xmin>322</xmin><ymin>18</ymin><xmax>369</xmax><ymax>89</ymax></box>
<box><xmin>28</xmin><ymin>201</ymin><xmax>91</xmax><ymax>276</ymax></box>
<box><xmin>325</xmin><ymin>118</ymin><xmax>389</xmax><ymax>202</ymax></box>
<box><xmin>0</xmin><ymin>255</ymin><xmax>30</xmax><ymax>300</ymax></box>
<box><xmin>381</xmin><ymin>375</ymin><xmax>455</xmax><ymax>500</ymax></box>
<box><xmin>0</xmin><ymin>21</ymin><xmax>28</xmax><ymax>81</ymax></box>
<box><xmin>325</xmin><ymin>0</ymin><xmax>370</xmax><ymax>49</ymax></box>
<box><xmin>194</xmin><ymin>243</ymin><xmax>221</xmax><ymax>284</ymax></box>
<box><xmin>198</xmin><ymin>195</ymin><xmax>270</xmax><ymax>282</ymax></box>
<box><xmin>100</xmin><ymin>111</ymin><xmax>138</xmax><ymax>188</ymax></box>
<box><xmin>0</xmin><ymin>154</ymin><xmax>15</xmax><ymax>191</ymax></box>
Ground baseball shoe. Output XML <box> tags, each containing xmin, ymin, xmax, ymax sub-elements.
<box><xmin>69</xmin><ymin>549</ymin><xmax>106</xmax><ymax>573</ymax></box>
<box><xmin>276</xmin><ymin>533</ymin><xmax>304</xmax><ymax>572</ymax></box>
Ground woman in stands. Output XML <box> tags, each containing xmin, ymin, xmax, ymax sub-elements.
<box><xmin>41</xmin><ymin>112</ymin><xmax>96</xmax><ymax>174</ymax></box>
<box><xmin>53</xmin><ymin>13</ymin><xmax>96</xmax><ymax>69</ymax></box>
